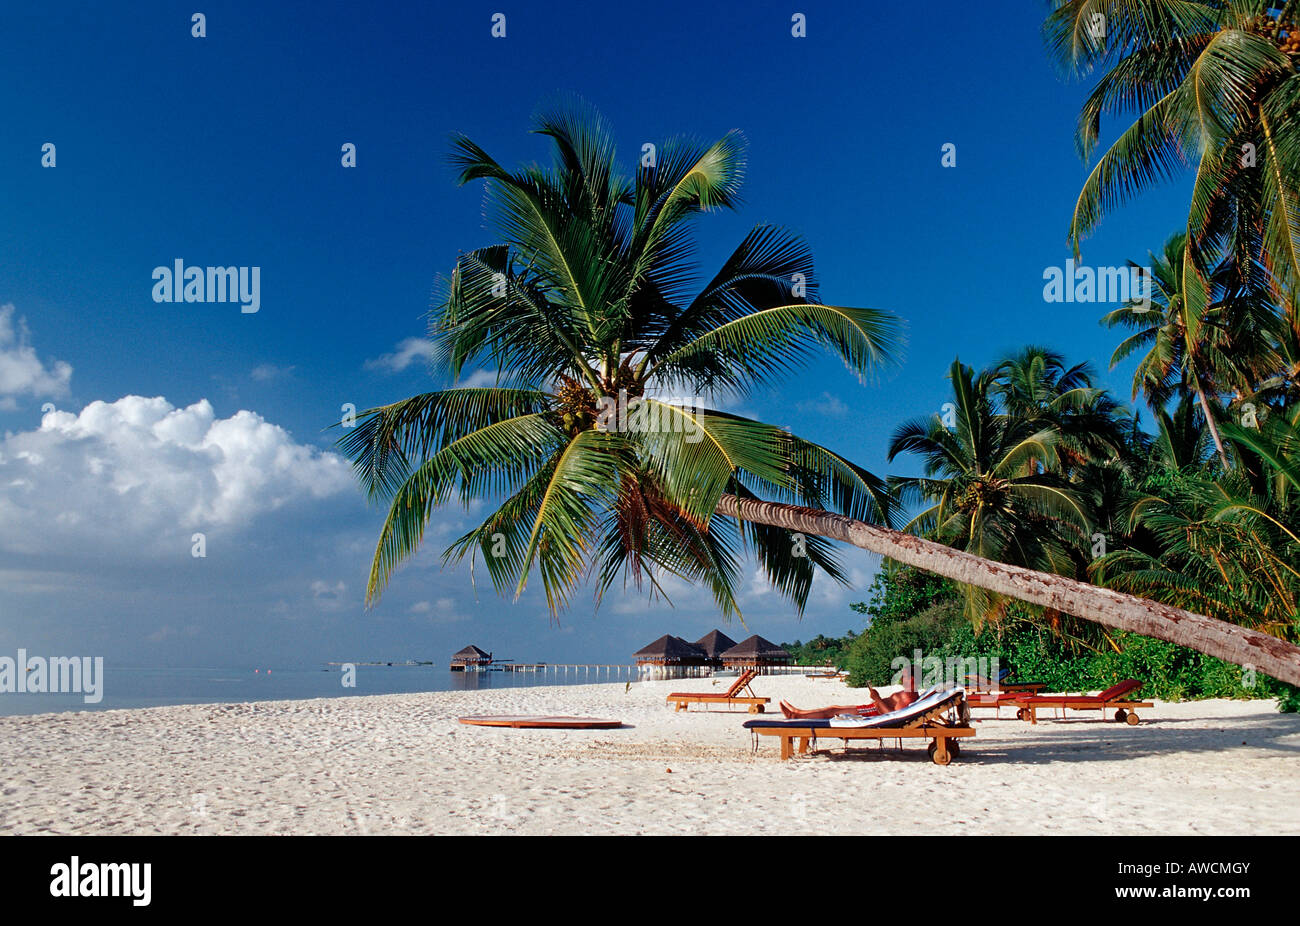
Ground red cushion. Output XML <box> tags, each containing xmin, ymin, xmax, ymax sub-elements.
<box><xmin>1096</xmin><ymin>679</ymin><xmax>1142</xmax><ymax>701</ymax></box>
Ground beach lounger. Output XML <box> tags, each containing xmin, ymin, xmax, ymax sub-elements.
<box><xmin>743</xmin><ymin>687</ymin><xmax>974</xmax><ymax>764</ymax></box>
<box><xmin>666</xmin><ymin>668</ymin><xmax>769</xmax><ymax>713</ymax></box>
<box><xmin>775</xmin><ymin>682</ymin><xmax>946</xmax><ymax>721</ymax></box>
<box><xmin>965</xmin><ymin>689</ymin><xmax>1031</xmax><ymax>718</ymax></box>
<box><xmin>1007</xmin><ymin>679</ymin><xmax>1153</xmax><ymax>725</ymax></box>
<box><xmin>964</xmin><ymin>670</ymin><xmax>1046</xmax><ymax>694</ymax></box>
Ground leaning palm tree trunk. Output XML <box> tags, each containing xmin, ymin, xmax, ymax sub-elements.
<box><xmin>716</xmin><ymin>495</ymin><xmax>1300</xmax><ymax>688</ymax></box>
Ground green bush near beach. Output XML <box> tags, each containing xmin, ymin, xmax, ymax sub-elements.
<box><xmin>781</xmin><ymin>632</ymin><xmax>858</xmax><ymax>668</ymax></box>
<box><xmin>820</xmin><ymin>565</ymin><xmax>1299</xmax><ymax>710</ymax></box>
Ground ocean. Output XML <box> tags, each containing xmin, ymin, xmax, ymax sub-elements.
<box><xmin>0</xmin><ymin>664</ymin><xmax>639</xmax><ymax>717</ymax></box>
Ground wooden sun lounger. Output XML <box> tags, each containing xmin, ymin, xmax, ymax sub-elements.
<box><xmin>666</xmin><ymin>668</ymin><xmax>769</xmax><ymax>713</ymax></box>
<box><xmin>965</xmin><ymin>689</ymin><xmax>1031</xmax><ymax>718</ymax></box>
<box><xmin>743</xmin><ymin>689</ymin><xmax>974</xmax><ymax>764</ymax></box>
<box><xmin>1007</xmin><ymin>679</ymin><xmax>1153</xmax><ymax>725</ymax></box>
<box><xmin>964</xmin><ymin>672</ymin><xmax>1045</xmax><ymax>694</ymax></box>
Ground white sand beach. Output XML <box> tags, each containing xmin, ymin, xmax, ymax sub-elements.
<box><xmin>1</xmin><ymin>676</ymin><xmax>1297</xmax><ymax>836</ymax></box>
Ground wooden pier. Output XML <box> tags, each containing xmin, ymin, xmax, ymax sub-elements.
<box><xmin>463</xmin><ymin>663</ymin><xmax>638</xmax><ymax>679</ymax></box>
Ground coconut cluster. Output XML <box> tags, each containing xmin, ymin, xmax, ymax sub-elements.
<box><xmin>955</xmin><ymin>477</ymin><xmax>1013</xmax><ymax>516</ymax></box>
<box><xmin>1247</xmin><ymin>13</ymin><xmax>1300</xmax><ymax>54</ymax></box>
<box><xmin>553</xmin><ymin>377</ymin><xmax>600</xmax><ymax>436</ymax></box>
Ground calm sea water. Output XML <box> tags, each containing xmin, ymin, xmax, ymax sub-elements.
<box><xmin>0</xmin><ymin>664</ymin><xmax>638</xmax><ymax>717</ymax></box>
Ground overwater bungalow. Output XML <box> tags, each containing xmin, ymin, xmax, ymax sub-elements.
<box><xmin>720</xmin><ymin>635</ymin><xmax>792</xmax><ymax>675</ymax></box>
<box><xmin>693</xmin><ymin>629</ymin><xmax>738</xmax><ymax>669</ymax></box>
<box><xmin>633</xmin><ymin>634</ymin><xmax>708</xmax><ymax>680</ymax></box>
<box><xmin>450</xmin><ymin>645</ymin><xmax>493</xmax><ymax>671</ymax></box>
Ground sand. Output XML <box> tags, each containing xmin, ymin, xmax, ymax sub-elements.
<box><xmin>1</xmin><ymin>675</ymin><xmax>1297</xmax><ymax>835</ymax></box>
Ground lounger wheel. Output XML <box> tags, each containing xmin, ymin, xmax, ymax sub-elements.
<box><xmin>946</xmin><ymin>740</ymin><xmax>961</xmax><ymax>757</ymax></box>
<box><xmin>928</xmin><ymin>741</ymin><xmax>953</xmax><ymax>766</ymax></box>
<box><xmin>1125</xmin><ymin>711</ymin><xmax>1140</xmax><ymax>725</ymax></box>
<box><xmin>1016</xmin><ymin>708</ymin><xmax>1028</xmax><ymax>721</ymax></box>
<box><xmin>749</xmin><ymin>704</ymin><xmax>764</xmax><ymax>714</ymax></box>
<box><xmin>1114</xmin><ymin>709</ymin><xmax>1127</xmax><ymax>723</ymax></box>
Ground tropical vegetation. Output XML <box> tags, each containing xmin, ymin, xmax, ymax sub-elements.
<box><xmin>779</xmin><ymin>632</ymin><xmax>858</xmax><ymax>668</ymax></box>
<box><xmin>836</xmin><ymin>564</ymin><xmax>1297</xmax><ymax>707</ymax></box>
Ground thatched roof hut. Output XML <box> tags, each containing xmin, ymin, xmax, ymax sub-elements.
<box><xmin>721</xmin><ymin>635</ymin><xmax>792</xmax><ymax>673</ymax></box>
<box><xmin>633</xmin><ymin>635</ymin><xmax>710</xmax><ymax>679</ymax></box>
<box><xmin>450</xmin><ymin>644</ymin><xmax>493</xmax><ymax>670</ymax></box>
<box><xmin>633</xmin><ymin>634</ymin><xmax>707</xmax><ymax>666</ymax></box>
<box><xmin>693</xmin><ymin>629</ymin><xmax>738</xmax><ymax>664</ymax></box>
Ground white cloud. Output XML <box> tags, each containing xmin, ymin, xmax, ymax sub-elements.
<box><xmin>251</xmin><ymin>363</ymin><xmax>295</xmax><ymax>382</ymax></box>
<box><xmin>365</xmin><ymin>337</ymin><xmax>433</xmax><ymax>373</ymax></box>
<box><xmin>0</xmin><ymin>395</ymin><xmax>353</xmax><ymax>555</ymax></box>
<box><xmin>796</xmin><ymin>391</ymin><xmax>850</xmax><ymax>418</ymax></box>
<box><xmin>749</xmin><ymin>566</ymin><xmax>775</xmax><ymax>598</ymax></box>
<box><xmin>310</xmin><ymin>579</ymin><xmax>350</xmax><ymax>612</ymax></box>
<box><xmin>0</xmin><ymin>304</ymin><xmax>72</xmax><ymax>407</ymax></box>
<box><xmin>409</xmin><ymin>596</ymin><xmax>470</xmax><ymax>623</ymax></box>
<box><xmin>457</xmin><ymin>369</ymin><xmax>503</xmax><ymax>388</ymax></box>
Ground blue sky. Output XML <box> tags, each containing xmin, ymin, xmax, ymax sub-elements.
<box><xmin>0</xmin><ymin>1</ymin><xmax>1194</xmax><ymax>668</ymax></box>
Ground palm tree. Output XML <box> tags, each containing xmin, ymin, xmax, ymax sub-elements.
<box><xmin>1224</xmin><ymin>401</ymin><xmax>1300</xmax><ymax>508</ymax></box>
<box><xmin>1101</xmin><ymin>231</ymin><xmax>1262</xmax><ymax>467</ymax></box>
<box><xmin>992</xmin><ymin>345</ymin><xmax>1128</xmax><ymax>470</ymax></box>
<box><xmin>341</xmin><ymin>101</ymin><xmax>899</xmax><ymax>619</ymax></box>
<box><xmin>1240</xmin><ymin>287</ymin><xmax>1300</xmax><ymax>410</ymax></box>
<box><xmin>1091</xmin><ymin>452</ymin><xmax>1300</xmax><ymax>638</ymax></box>
<box><xmin>341</xmin><ymin>104</ymin><xmax>1300</xmax><ymax>687</ymax></box>
<box><xmin>1151</xmin><ymin>396</ymin><xmax>1215</xmax><ymax>470</ymax></box>
<box><xmin>888</xmin><ymin>359</ymin><xmax>1090</xmax><ymax>622</ymax></box>
<box><xmin>1044</xmin><ymin>1</ymin><xmax>1300</xmax><ymax>296</ymax></box>
<box><xmin>994</xmin><ymin>346</ymin><xmax>1098</xmax><ymax>419</ymax></box>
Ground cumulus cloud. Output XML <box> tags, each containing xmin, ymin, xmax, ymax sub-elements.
<box><xmin>365</xmin><ymin>337</ymin><xmax>433</xmax><ymax>373</ymax></box>
<box><xmin>0</xmin><ymin>304</ymin><xmax>72</xmax><ymax>407</ymax></box>
<box><xmin>0</xmin><ymin>395</ymin><xmax>353</xmax><ymax>555</ymax></box>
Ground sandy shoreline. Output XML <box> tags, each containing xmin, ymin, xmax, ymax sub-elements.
<box><xmin>1</xmin><ymin>676</ymin><xmax>1297</xmax><ymax>835</ymax></box>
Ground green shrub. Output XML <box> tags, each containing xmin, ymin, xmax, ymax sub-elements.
<box><xmin>1277</xmin><ymin>685</ymin><xmax>1300</xmax><ymax>713</ymax></box>
<box><xmin>1090</xmin><ymin>633</ymin><xmax>1199</xmax><ymax>699</ymax></box>
<box><xmin>849</xmin><ymin>567</ymin><xmax>955</xmax><ymax>626</ymax></box>
<box><xmin>845</xmin><ymin>600</ymin><xmax>965</xmax><ymax>687</ymax></box>
<box><xmin>1186</xmin><ymin>653</ymin><xmax>1272</xmax><ymax>700</ymax></box>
